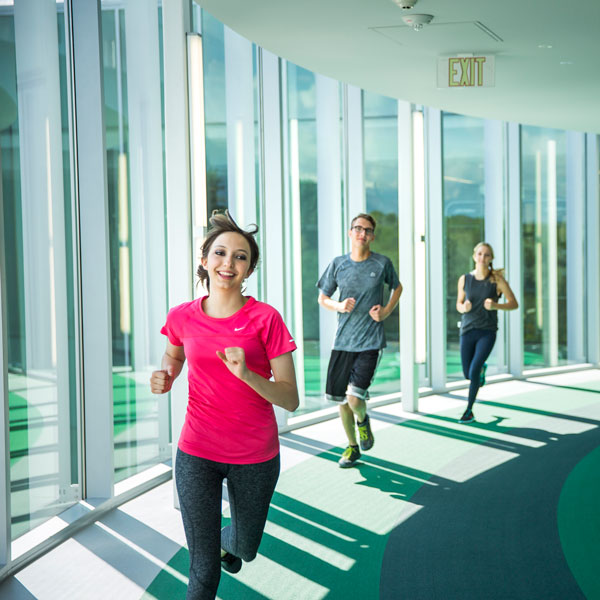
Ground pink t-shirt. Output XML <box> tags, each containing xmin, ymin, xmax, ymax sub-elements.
<box><xmin>161</xmin><ymin>296</ymin><xmax>296</xmax><ymax>464</ymax></box>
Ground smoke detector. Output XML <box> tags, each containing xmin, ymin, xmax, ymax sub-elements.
<box><xmin>402</xmin><ymin>14</ymin><xmax>434</xmax><ymax>31</ymax></box>
<box><xmin>392</xmin><ymin>0</ymin><xmax>418</xmax><ymax>8</ymax></box>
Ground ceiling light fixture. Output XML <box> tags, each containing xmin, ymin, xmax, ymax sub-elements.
<box><xmin>392</xmin><ymin>0</ymin><xmax>418</xmax><ymax>9</ymax></box>
<box><xmin>402</xmin><ymin>14</ymin><xmax>434</xmax><ymax>31</ymax></box>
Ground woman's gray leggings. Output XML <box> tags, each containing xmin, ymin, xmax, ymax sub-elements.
<box><xmin>175</xmin><ymin>448</ymin><xmax>280</xmax><ymax>600</ymax></box>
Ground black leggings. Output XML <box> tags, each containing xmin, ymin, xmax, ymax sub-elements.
<box><xmin>175</xmin><ymin>448</ymin><xmax>280</xmax><ymax>600</ymax></box>
<box><xmin>460</xmin><ymin>328</ymin><xmax>496</xmax><ymax>413</ymax></box>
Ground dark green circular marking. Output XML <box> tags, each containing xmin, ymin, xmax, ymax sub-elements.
<box><xmin>558</xmin><ymin>444</ymin><xmax>600</xmax><ymax>599</ymax></box>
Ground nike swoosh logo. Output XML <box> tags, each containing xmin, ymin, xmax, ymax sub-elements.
<box><xmin>234</xmin><ymin>326</ymin><xmax>246</xmax><ymax>331</ymax></box>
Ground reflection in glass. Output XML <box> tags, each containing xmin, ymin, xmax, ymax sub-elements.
<box><xmin>199</xmin><ymin>10</ymin><xmax>228</xmax><ymax>215</ymax></box>
<box><xmin>442</xmin><ymin>113</ymin><xmax>485</xmax><ymax>381</ymax></box>
<box><xmin>521</xmin><ymin>127</ymin><xmax>568</xmax><ymax>367</ymax></box>
<box><xmin>1</xmin><ymin>3</ymin><xmax>79</xmax><ymax>540</ymax></box>
<box><xmin>286</xmin><ymin>63</ymin><xmax>322</xmax><ymax>415</ymax></box>
<box><xmin>363</xmin><ymin>91</ymin><xmax>401</xmax><ymax>394</ymax></box>
<box><xmin>101</xmin><ymin>2</ymin><xmax>169</xmax><ymax>482</ymax></box>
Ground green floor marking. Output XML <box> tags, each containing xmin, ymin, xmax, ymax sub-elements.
<box><xmin>143</xmin><ymin>377</ymin><xmax>600</xmax><ymax>599</ymax></box>
<box><xmin>557</xmin><ymin>444</ymin><xmax>600</xmax><ymax>599</ymax></box>
<box><xmin>112</xmin><ymin>373</ymin><xmax>163</xmax><ymax>481</ymax></box>
<box><xmin>142</xmin><ymin>418</ymin><xmax>499</xmax><ymax>599</ymax></box>
<box><xmin>143</xmin><ymin>428</ymin><xmax>432</xmax><ymax>600</ymax></box>
<box><xmin>8</xmin><ymin>391</ymin><xmax>42</xmax><ymax>465</ymax></box>
<box><xmin>143</xmin><ymin>547</ymin><xmax>190</xmax><ymax>599</ymax></box>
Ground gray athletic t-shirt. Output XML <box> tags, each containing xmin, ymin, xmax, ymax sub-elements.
<box><xmin>317</xmin><ymin>252</ymin><xmax>400</xmax><ymax>352</ymax></box>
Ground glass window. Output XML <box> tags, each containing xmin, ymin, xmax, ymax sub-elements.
<box><xmin>101</xmin><ymin>2</ymin><xmax>170</xmax><ymax>482</ymax></box>
<box><xmin>363</xmin><ymin>91</ymin><xmax>401</xmax><ymax>394</ymax></box>
<box><xmin>442</xmin><ymin>113</ymin><xmax>486</xmax><ymax>381</ymax></box>
<box><xmin>286</xmin><ymin>63</ymin><xmax>321</xmax><ymax>415</ymax></box>
<box><xmin>199</xmin><ymin>10</ymin><xmax>228</xmax><ymax>215</ymax></box>
<box><xmin>1</xmin><ymin>3</ymin><xmax>79</xmax><ymax>539</ymax></box>
<box><xmin>521</xmin><ymin>126</ymin><xmax>568</xmax><ymax>368</ymax></box>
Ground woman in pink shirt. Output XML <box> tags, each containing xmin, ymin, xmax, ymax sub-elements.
<box><xmin>150</xmin><ymin>211</ymin><xmax>298</xmax><ymax>600</ymax></box>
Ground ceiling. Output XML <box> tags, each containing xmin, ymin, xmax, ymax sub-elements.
<box><xmin>196</xmin><ymin>0</ymin><xmax>600</xmax><ymax>134</ymax></box>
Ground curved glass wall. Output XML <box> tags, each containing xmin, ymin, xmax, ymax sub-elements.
<box><xmin>2</xmin><ymin>3</ymin><xmax>598</xmax><ymax>571</ymax></box>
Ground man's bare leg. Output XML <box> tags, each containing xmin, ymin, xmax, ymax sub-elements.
<box><xmin>348</xmin><ymin>394</ymin><xmax>373</xmax><ymax>451</ymax></box>
<box><xmin>339</xmin><ymin>403</ymin><xmax>357</xmax><ymax>446</ymax></box>
<box><xmin>347</xmin><ymin>394</ymin><xmax>366</xmax><ymax>422</ymax></box>
<box><xmin>338</xmin><ymin>401</ymin><xmax>364</xmax><ymax>467</ymax></box>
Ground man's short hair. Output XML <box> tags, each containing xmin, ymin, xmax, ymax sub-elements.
<box><xmin>350</xmin><ymin>213</ymin><xmax>376</xmax><ymax>231</ymax></box>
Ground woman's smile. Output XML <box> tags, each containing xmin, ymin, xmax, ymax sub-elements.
<box><xmin>202</xmin><ymin>231</ymin><xmax>253</xmax><ymax>290</ymax></box>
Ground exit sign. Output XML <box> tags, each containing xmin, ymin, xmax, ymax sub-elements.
<box><xmin>437</xmin><ymin>55</ymin><xmax>495</xmax><ymax>88</ymax></box>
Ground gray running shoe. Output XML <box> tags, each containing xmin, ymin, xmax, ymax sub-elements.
<box><xmin>357</xmin><ymin>414</ymin><xmax>374</xmax><ymax>451</ymax></box>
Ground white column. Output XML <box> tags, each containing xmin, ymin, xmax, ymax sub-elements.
<box><xmin>188</xmin><ymin>32</ymin><xmax>208</xmax><ymax>301</ymax></box>
<box><xmin>224</xmin><ymin>28</ymin><xmax>258</xmax><ymax>297</ymax></box>
<box><xmin>163</xmin><ymin>0</ymin><xmax>192</xmax><ymax>502</ymax></box>
<box><xmin>124</xmin><ymin>0</ymin><xmax>168</xmax><ymax>371</ymax></box>
<box><xmin>72</xmin><ymin>0</ymin><xmax>114</xmax><ymax>498</ymax></box>
<box><xmin>484</xmin><ymin>119</ymin><xmax>507</xmax><ymax>373</ymax></box>
<box><xmin>316</xmin><ymin>74</ymin><xmax>343</xmax><ymax>389</ymax></box>
<box><xmin>426</xmin><ymin>108</ymin><xmax>446</xmax><ymax>391</ymax></box>
<box><xmin>280</xmin><ymin>62</ymin><xmax>294</xmax><ymax>325</ymax></box>
<box><xmin>398</xmin><ymin>101</ymin><xmax>417</xmax><ymax>411</ymax></box>
<box><xmin>259</xmin><ymin>49</ymin><xmax>289</xmax><ymax>427</ymax></box>
<box><xmin>413</xmin><ymin>110</ymin><xmax>427</xmax><ymax>379</ymax></box>
<box><xmin>346</xmin><ymin>85</ymin><xmax>365</xmax><ymax>227</ymax></box>
<box><xmin>586</xmin><ymin>135</ymin><xmax>600</xmax><ymax>365</ymax></box>
<box><xmin>546</xmin><ymin>140</ymin><xmax>559</xmax><ymax>366</ymax></box>
<box><xmin>261</xmin><ymin>50</ymin><xmax>285</xmax><ymax>314</ymax></box>
<box><xmin>0</xmin><ymin>152</ymin><xmax>10</xmax><ymax>565</ymax></box>
<box><xmin>566</xmin><ymin>132</ymin><xmax>585</xmax><ymax>363</ymax></box>
<box><xmin>507</xmin><ymin>123</ymin><xmax>523</xmax><ymax>377</ymax></box>
<box><xmin>288</xmin><ymin>117</ymin><xmax>305</xmax><ymax>401</ymax></box>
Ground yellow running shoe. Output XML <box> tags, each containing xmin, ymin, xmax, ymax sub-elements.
<box><xmin>338</xmin><ymin>445</ymin><xmax>361</xmax><ymax>468</ymax></box>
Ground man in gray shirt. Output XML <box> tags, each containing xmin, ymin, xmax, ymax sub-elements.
<box><xmin>317</xmin><ymin>213</ymin><xmax>402</xmax><ymax>468</ymax></box>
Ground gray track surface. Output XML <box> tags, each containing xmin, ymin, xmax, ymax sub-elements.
<box><xmin>380</xmin><ymin>408</ymin><xmax>600</xmax><ymax>599</ymax></box>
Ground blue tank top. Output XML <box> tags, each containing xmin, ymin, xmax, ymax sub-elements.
<box><xmin>460</xmin><ymin>272</ymin><xmax>500</xmax><ymax>335</ymax></box>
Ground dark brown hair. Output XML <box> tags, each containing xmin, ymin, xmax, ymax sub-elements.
<box><xmin>196</xmin><ymin>210</ymin><xmax>259</xmax><ymax>291</ymax></box>
<box><xmin>350</xmin><ymin>213</ymin><xmax>376</xmax><ymax>231</ymax></box>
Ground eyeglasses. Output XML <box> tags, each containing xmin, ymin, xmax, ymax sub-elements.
<box><xmin>351</xmin><ymin>225</ymin><xmax>374</xmax><ymax>236</ymax></box>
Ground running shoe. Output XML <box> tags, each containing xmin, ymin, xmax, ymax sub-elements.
<box><xmin>480</xmin><ymin>363</ymin><xmax>488</xmax><ymax>387</ymax></box>
<box><xmin>338</xmin><ymin>445</ymin><xmax>361</xmax><ymax>468</ymax></box>
<box><xmin>357</xmin><ymin>414</ymin><xmax>375</xmax><ymax>451</ymax></box>
<box><xmin>221</xmin><ymin>551</ymin><xmax>242</xmax><ymax>573</ymax></box>
<box><xmin>458</xmin><ymin>411</ymin><xmax>475</xmax><ymax>424</ymax></box>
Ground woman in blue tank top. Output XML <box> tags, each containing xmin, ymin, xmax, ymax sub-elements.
<box><xmin>456</xmin><ymin>243</ymin><xmax>518</xmax><ymax>423</ymax></box>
